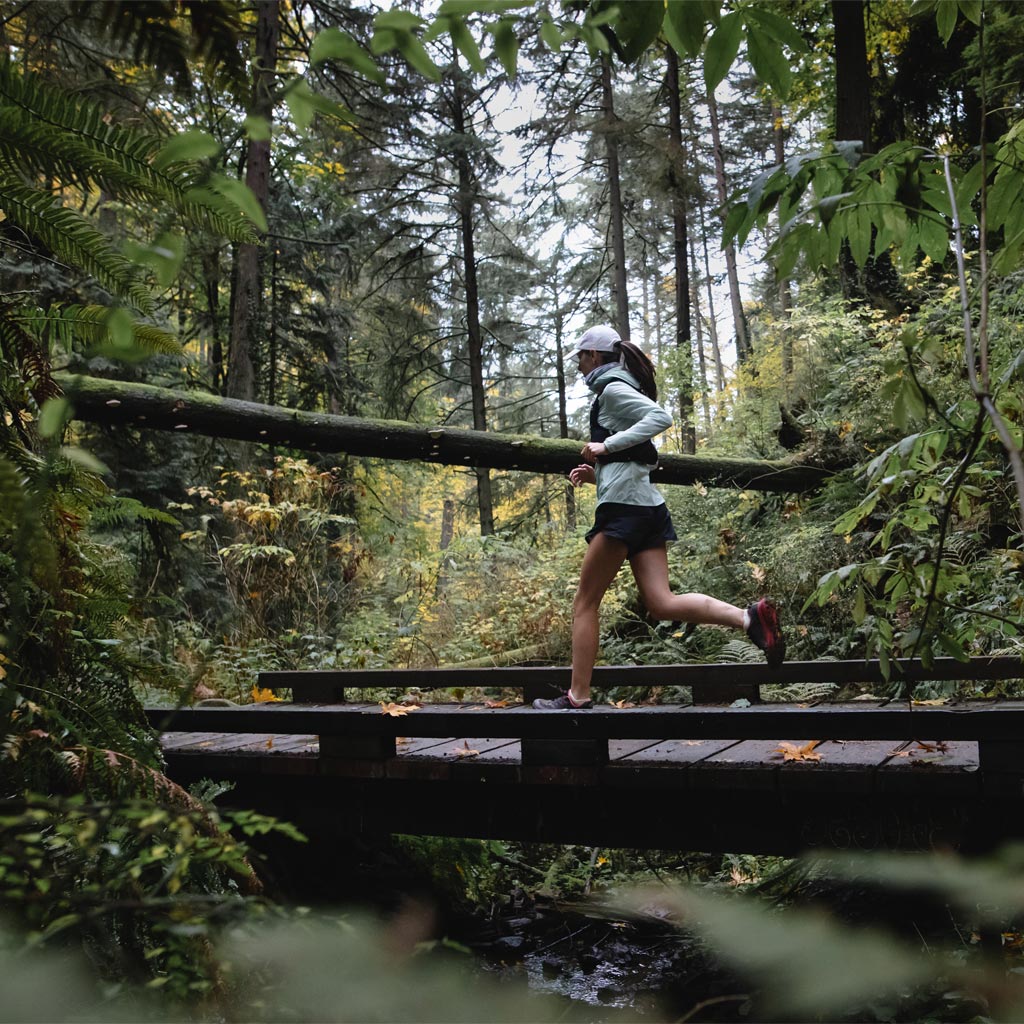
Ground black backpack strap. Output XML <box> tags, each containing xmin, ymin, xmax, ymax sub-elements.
<box><xmin>589</xmin><ymin>378</ymin><xmax>659</xmax><ymax>466</ymax></box>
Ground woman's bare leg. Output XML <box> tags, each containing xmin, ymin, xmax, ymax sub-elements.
<box><xmin>629</xmin><ymin>545</ymin><xmax>744</xmax><ymax>628</ymax></box>
<box><xmin>570</xmin><ymin>532</ymin><xmax>629</xmax><ymax>703</ymax></box>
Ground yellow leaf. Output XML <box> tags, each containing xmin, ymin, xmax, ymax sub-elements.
<box><xmin>485</xmin><ymin>699</ymin><xmax>510</xmax><ymax>708</ymax></box>
<box><xmin>264</xmin><ymin>737</ymin><xmax>274</xmax><ymax>750</ymax></box>
<box><xmin>775</xmin><ymin>740</ymin><xmax>823</xmax><ymax>762</ymax></box>
<box><xmin>380</xmin><ymin>701</ymin><xmax>419</xmax><ymax>717</ymax></box>
<box><xmin>251</xmin><ymin>686</ymin><xmax>283</xmax><ymax>703</ymax></box>
<box><xmin>911</xmin><ymin>698</ymin><xmax>949</xmax><ymax>706</ymax></box>
<box><xmin>612</xmin><ymin>699</ymin><xmax>636</xmax><ymax>709</ymax></box>
<box><xmin>453</xmin><ymin>740</ymin><xmax>480</xmax><ymax>758</ymax></box>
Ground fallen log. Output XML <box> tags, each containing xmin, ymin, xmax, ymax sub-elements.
<box><xmin>57</xmin><ymin>373</ymin><xmax>833</xmax><ymax>492</ymax></box>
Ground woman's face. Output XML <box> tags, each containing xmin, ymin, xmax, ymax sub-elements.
<box><xmin>577</xmin><ymin>349</ymin><xmax>600</xmax><ymax>375</ymax></box>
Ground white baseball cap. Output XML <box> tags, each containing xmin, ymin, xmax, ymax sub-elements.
<box><xmin>566</xmin><ymin>325</ymin><xmax>621</xmax><ymax>359</ymax></box>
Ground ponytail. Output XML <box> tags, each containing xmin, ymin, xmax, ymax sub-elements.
<box><xmin>615</xmin><ymin>340</ymin><xmax>657</xmax><ymax>401</ymax></box>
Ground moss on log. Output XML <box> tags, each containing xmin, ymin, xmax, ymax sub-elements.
<box><xmin>57</xmin><ymin>373</ymin><xmax>833</xmax><ymax>492</ymax></box>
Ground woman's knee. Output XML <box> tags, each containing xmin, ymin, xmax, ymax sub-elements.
<box><xmin>642</xmin><ymin>592</ymin><xmax>676</xmax><ymax>620</ymax></box>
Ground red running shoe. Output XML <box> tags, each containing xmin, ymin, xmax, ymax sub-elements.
<box><xmin>746</xmin><ymin>598</ymin><xmax>786</xmax><ymax>669</ymax></box>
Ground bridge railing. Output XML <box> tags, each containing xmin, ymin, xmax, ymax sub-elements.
<box><xmin>147</xmin><ymin>656</ymin><xmax>1024</xmax><ymax>772</ymax></box>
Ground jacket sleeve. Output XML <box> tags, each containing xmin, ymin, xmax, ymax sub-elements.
<box><xmin>599</xmin><ymin>381</ymin><xmax>673</xmax><ymax>453</ymax></box>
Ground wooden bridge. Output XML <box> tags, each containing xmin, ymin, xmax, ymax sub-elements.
<box><xmin>149</xmin><ymin>657</ymin><xmax>1024</xmax><ymax>855</ymax></box>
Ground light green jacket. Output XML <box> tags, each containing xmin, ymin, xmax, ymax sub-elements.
<box><xmin>588</xmin><ymin>366</ymin><xmax>673</xmax><ymax>509</ymax></box>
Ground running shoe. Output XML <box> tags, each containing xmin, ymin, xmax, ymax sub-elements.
<box><xmin>532</xmin><ymin>692</ymin><xmax>593</xmax><ymax>710</ymax></box>
<box><xmin>746</xmin><ymin>598</ymin><xmax>786</xmax><ymax>669</ymax></box>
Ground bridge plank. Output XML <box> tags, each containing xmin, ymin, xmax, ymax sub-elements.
<box><xmin>145</xmin><ymin>700</ymin><xmax>1024</xmax><ymax>741</ymax></box>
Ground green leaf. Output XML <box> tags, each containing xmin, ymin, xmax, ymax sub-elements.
<box><xmin>207</xmin><ymin>173</ymin><xmax>268</xmax><ymax>233</ymax></box>
<box><xmin>848</xmin><ymin>206</ymin><xmax>872</xmax><ymax>266</ymax></box>
<box><xmin>703</xmin><ymin>12</ymin><xmax>742</xmax><ymax>91</ymax></box>
<box><xmin>853</xmin><ymin>586</ymin><xmax>867</xmax><ymax>625</ymax></box>
<box><xmin>60</xmin><ymin>445</ymin><xmax>108</xmax><ymax>475</ymax></box>
<box><xmin>935</xmin><ymin>0</ymin><xmax>958</xmax><ymax>44</ymax></box>
<box><xmin>540</xmin><ymin>17</ymin><xmax>563</xmax><ymax>52</ymax></box>
<box><xmin>438</xmin><ymin>0</ymin><xmax>530</xmax><ymax>12</ymax></box>
<box><xmin>745</xmin><ymin>25</ymin><xmax>791</xmax><ymax>99</ymax></box>
<box><xmin>743</xmin><ymin>7</ymin><xmax>807</xmax><ymax>52</ymax></box>
<box><xmin>395</xmin><ymin>29</ymin><xmax>442</xmax><ymax>81</ymax></box>
<box><xmin>665</xmin><ymin>0</ymin><xmax>706</xmax><ymax>56</ymax></box>
<box><xmin>611</xmin><ymin>0</ymin><xmax>665</xmax><ymax>63</ymax></box>
<box><xmin>284</xmin><ymin>76</ymin><xmax>315</xmax><ymax>130</ymax></box>
<box><xmin>450</xmin><ymin>17</ymin><xmax>485</xmax><ymax>73</ymax></box>
<box><xmin>957</xmin><ymin>0</ymin><xmax>982</xmax><ymax>24</ymax></box>
<box><xmin>152</xmin><ymin>129</ymin><xmax>220</xmax><ymax>170</ymax></box>
<box><xmin>107</xmin><ymin>306</ymin><xmax>134</xmax><ymax>350</ymax></box>
<box><xmin>38</xmin><ymin>397</ymin><xmax>70</xmax><ymax>438</ymax></box>
<box><xmin>244</xmin><ymin>115</ymin><xmax>271</xmax><ymax>142</ymax></box>
<box><xmin>309</xmin><ymin>27</ymin><xmax>385</xmax><ymax>83</ymax></box>
<box><xmin>374</xmin><ymin>11</ymin><xmax>426</xmax><ymax>31</ymax></box>
<box><xmin>918</xmin><ymin>213</ymin><xmax>949</xmax><ymax>262</ymax></box>
<box><xmin>490</xmin><ymin>18</ymin><xmax>519</xmax><ymax>79</ymax></box>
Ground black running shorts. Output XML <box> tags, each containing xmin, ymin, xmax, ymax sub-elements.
<box><xmin>585</xmin><ymin>502</ymin><xmax>678</xmax><ymax>557</ymax></box>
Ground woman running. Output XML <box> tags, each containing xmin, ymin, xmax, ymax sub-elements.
<box><xmin>533</xmin><ymin>325</ymin><xmax>785</xmax><ymax>710</ymax></box>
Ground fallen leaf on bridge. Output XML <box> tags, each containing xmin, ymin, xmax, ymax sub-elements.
<box><xmin>485</xmin><ymin>699</ymin><xmax>511</xmax><ymax>708</ymax></box>
<box><xmin>251</xmin><ymin>686</ymin><xmax>283</xmax><ymax>703</ymax></box>
<box><xmin>397</xmin><ymin>736</ymin><xmax>410</xmax><ymax>746</ymax></box>
<box><xmin>913</xmin><ymin>740</ymin><xmax>949</xmax><ymax>752</ymax></box>
<box><xmin>775</xmin><ymin>740</ymin><xmax>823</xmax><ymax>762</ymax></box>
<box><xmin>380</xmin><ymin>701</ymin><xmax>420</xmax><ymax>717</ymax></box>
<box><xmin>912</xmin><ymin>698</ymin><xmax>949</xmax><ymax>706</ymax></box>
<box><xmin>612</xmin><ymin>699</ymin><xmax>637</xmax><ymax>709</ymax></box>
<box><xmin>265</xmin><ymin>737</ymin><xmax>274</xmax><ymax>749</ymax></box>
<box><xmin>453</xmin><ymin>741</ymin><xmax>480</xmax><ymax>758</ymax></box>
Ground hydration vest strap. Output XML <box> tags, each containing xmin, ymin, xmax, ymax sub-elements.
<box><xmin>589</xmin><ymin>378</ymin><xmax>659</xmax><ymax>466</ymax></box>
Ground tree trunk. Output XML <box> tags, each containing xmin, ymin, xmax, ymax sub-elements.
<box><xmin>452</xmin><ymin>68</ymin><xmax>495</xmax><ymax>536</ymax></box>
<box><xmin>59</xmin><ymin>374</ymin><xmax>835</xmax><ymax>492</ymax></box>
<box><xmin>689</xmin><ymin>233</ymin><xmax>712</xmax><ymax>436</ymax></box>
<box><xmin>226</xmin><ymin>0</ymin><xmax>278</xmax><ymax>401</ymax></box>
<box><xmin>773</xmin><ymin>105</ymin><xmax>794</xmax><ymax>382</ymax></box>
<box><xmin>550</xmin><ymin>286</ymin><xmax>576</xmax><ymax>531</ymax></box>
<box><xmin>832</xmin><ymin>0</ymin><xmax>872</xmax><ymax>151</ymax></box>
<box><xmin>696</xmin><ymin>198</ymin><xmax>726</xmax><ymax>393</ymax></box>
<box><xmin>666</xmin><ymin>46</ymin><xmax>695</xmax><ymax>453</ymax></box>
<box><xmin>706</xmin><ymin>88</ymin><xmax>750</xmax><ymax>364</ymax></box>
<box><xmin>600</xmin><ymin>54</ymin><xmax>630</xmax><ymax>340</ymax></box>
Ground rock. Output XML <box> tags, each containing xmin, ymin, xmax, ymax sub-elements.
<box><xmin>493</xmin><ymin>935</ymin><xmax>525</xmax><ymax>952</ymax></box>
<box><xmin>597</xmin><ymin>984</ymin><xmax>624</xmax><ymax>1004</ymax></box>
<box><xmin>541</xmin><ymin>958</ymin><xmax>561</xmax><ymax>979</ymax></box>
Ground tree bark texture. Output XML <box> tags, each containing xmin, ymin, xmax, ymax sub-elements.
<box><xmin>773</xmin><ymin>105</ymin><xmax>794</xmax><ymax>381</ymax></box>
<box><xmin>59</xmin><ymin>374</ymin><xmax>833</xmax><ymax>493</ymax></box>
<box><xmin>226</xmin><ymin>0</ymin><xmax>278</xmax><ymax>402</ymax></box>
<box><xmin>600</xmin><ymin>54</ymin><xmax>630</xmax><ymax>340</ymax></box>
<box><xmin>666</xmin><ymin>46</ymin><xmax>695</xmax><ymax>453</ymax></box>
<box><xmin>832</xmin><ymin>0</ymin><xmax>872</xmax><ymax>151</ymax></box>
<box><xmin>451</xmin><ymin>69</ymin><xmax>495</xmax><ymax>536</ymax></box>
<box><xmin>707</xmin><ymin>88</ymin><xmax>750</xmax><ymax>364</ymax></box>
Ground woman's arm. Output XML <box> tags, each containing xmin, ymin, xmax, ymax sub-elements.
<box><xmin>598</xmin><ymin>381</ymin><xmax>673</xmax><ymax>453</ymax></box>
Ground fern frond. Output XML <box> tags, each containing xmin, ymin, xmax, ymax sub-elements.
<box><xmin>0</xmin><ymin>312</ymin><xmax>61</xmax><ymax>405</ymax></box>
<box><xmin>718</xmin><ymin>638</ymin><xmax>767</xmax><ymax>664</ymax></box>
<box><xmin>762</xmin><ymin>682</ymin><xmax>839</xmax><ymax>703</ymax></box>
<box><xmin>69</xmin><ymin>0</ymin><xmax>193</xmax><ymax>90</ymax></box>
<box><xmin>181</xmin><ymin>0</ymin><xmax>246</xmax><ymax>83</ymax></box>
<box><xmin>0</xmin><ymin>62</ymin><xmax>258</xmax><ymax>242</ymax></box>
<box><xmin>0</xmin><ymin>182</ymin><xmax>152</xmax><ymax>311</ymax></box>
<box><xmin>12</xmin><ymin>304</ymin><xmax>182</xmax><ymax>357</ymax></box>
<box><xmin>91</xmin><ymin>495</ymin><xmax>180</xmax><ymax>530</ymax></box>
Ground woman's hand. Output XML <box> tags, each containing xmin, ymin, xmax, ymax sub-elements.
<box><xmin>568</xmin><ymin>464</ymin><xmax>595</xmax><ymax>487</ymax></box>
<box><xmin>580</xmin><ymin>441</ymin><xmax>607</xmax><ymax>464</ymax></box>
